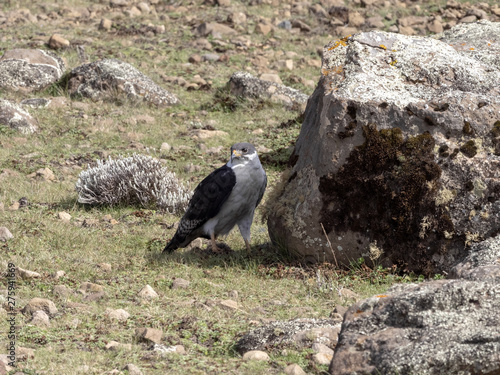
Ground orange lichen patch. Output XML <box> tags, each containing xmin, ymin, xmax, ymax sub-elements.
<box><xmin>322</xmin><ymin>66</ymin><xmax>344</xmax><ymax>76</ymax></box>
<box><xmin>376</xmin><ymin>294</ymin><xmax>388</xmax><ymax>298</ymax></box>
<box><xmin>379</xmin><ymin>44</ymin><xmax>387</xmax><ymax>50</ymax></box>
<box><xmin>390</xmin><ymin>59</ymin><xmax>397</xmax><ymax>66</ymax></box>
<box><xmin>328</xmin><ymin>35</ymin><xmax>351</xmax><ymax>50</ymax></box>
<box><xmin>470</xmin><ymin>47</ymin><xmax>475</xmax><ymax>50</ymax></box>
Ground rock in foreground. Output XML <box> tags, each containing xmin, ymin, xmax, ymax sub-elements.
<box><xmin>268</xmin><ymin>21</ymin><xmax>500</xmax><ymax>273</ymax></box>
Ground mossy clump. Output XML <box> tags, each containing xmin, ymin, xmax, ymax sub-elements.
<box><xmin>491</xmin><ymin>120</ymin><xmax>500</xmax><ymax>156</ymax></box>
<box><xmin>459</xmin><ymin>140</ymin><xmax>477</xmax><ymax>158</ymax></box>
<box><xmin>462</xmin><ymin>121</ymin><xmax>474</xmax><ymax>135</ymax></box>
<box><xmin>319</xmin><ymin>124</ymin><xmax>453</xmax><ymax>273</ymax></box>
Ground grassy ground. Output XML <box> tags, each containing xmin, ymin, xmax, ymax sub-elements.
<box><xmin>0</xmin><ymin>0</ymin><xmax>463</xmax><ymax>373</ymax></box>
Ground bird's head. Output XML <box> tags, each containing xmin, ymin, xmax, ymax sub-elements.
<box><xmin>229</xmin><ymin>142</ymin><xmax>259</xmax><ymax>166</ymax></box>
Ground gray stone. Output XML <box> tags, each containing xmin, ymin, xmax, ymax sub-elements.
<box><xmin>0</xmin><ymin>227</ymin><xmax>13</xmax><ymax>242</ymax></box>
<box><xmin>122</xmin><ymin>364</ymin><xmax>143</xmax><ymax>375</ymax></box>
<box><xmin>196</xmin><ymin>22</ymin><xmax>236</xmax><ymax>37</ymax></box>
<box><xmin>0</xmin><ymin>99</ymin><xmax>38</xmax><ymax>134</ymax></box>
<box><xmin>30</xmin><ymin>310</ymin><xmax>50</xmax><ymax>327</ymax></box>
<box><xmin>0</xmin><ymin>49</ymin><xmax>65</xmax><ymax>92</ymax></box>
<box><xmin>228</xmin><ymin>71</ymin><xmax>308</xmax><ymax>109</ymax></box>
<box><xmin>67</xmin><ymin>59</ymin><xmax>179</xmax><ymax>106</ymax></box>
<box><xmin>329</xmin><ymin>279</ymin><xmax>500</xmax><ymax>374</ymax></box>
<box><xmin>267</xmin><ymin>21</ymin><xmax>500</xmax><ymax>273</ymax></box>
<box><xmin>135</xmin><ymin>327</ymin><xmax>163</xmax><ymax>344</ymax></box>
<box><xmin>235</xmin><ymin>318</ymin><xmax>342</xmax><ymax>354</ymax></box>
<box><xmin>449</xmin><ymin>235</ymin><xmax>500</xmax><ymax>281</ymax></box>
<box><xmin>106</xmin><ymin>308</ymin><xmax>130</xmax><ymax>321</ymax></box>
<box><xmin>16</xmin><ymin>267</ymin><xmax>41</xmax><ymax>279</ymax></box>
<box><xmin>22</xmin><ymin>298</ymin><xmax>58</xmax><ymax>317</ymax></box>
<box><xmin>278</xmin><ymin>20</ymin><xmax>292</xmax><ymax>30</ymax></box>
<box><xmin>242</xmin><ymin>350</ymin><xmax>270</xmax><ymax>361</ymax></box>
<box><xmin>284</xmin><ymin>363</ymin><xmax>306</xmax><ymax>375</ymax></box>
<box><xmin>20</xmin><ymin>98</ymin><xmax>50</xmax><ymax>108</ymax></box>
<box><xmin>171</xmin><ymin>278</ymin><xmax>190</xmax><ymax>289</ymax></box>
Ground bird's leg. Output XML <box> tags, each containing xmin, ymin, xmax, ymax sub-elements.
<box><xmin>210</xmin><ymin>233</ymin><xmax>221</xmax><ymax>253</ymax></box>
<box><xmin>244</xmin><ymin>239</ymin><xmax>251</xmax><ymax>253</ymax></box>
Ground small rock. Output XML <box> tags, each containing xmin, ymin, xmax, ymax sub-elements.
<box><xmin>17</xmin><ymin>347</ymin><xmax>35</xmax><ymax>360</ymax></box>
<box><xmin>53</xmin><ymin>284</ymin><xmax>73</xmax><ymax>297</ymax></box>
<box><xmin>20</xmin><ymin>98</ymin><xmax>51</xmax><ymax>108</ymax></box>
<box><xmin>105</xmin><ymin>341</ymin><xmax>132</xmax><ymax>351</ymax></box>
<box><xmin>219</xmin><ymin>299</ymin><xmax>238</xmax><ymax>310</ymax></box>
<box><xmin>97</xmin><ymin>263</ymin><xmax>112</xmax><ymax>272</ymax></box>
<box><xmin>171</xmin><ymin>278</ymin><xmax>190</xmax><ymax>289</ymax></box>
<box><xmin>137</xmin><ymin>2</ymin><xmax>150</xmax><ymax>14</ymax></box>
<box><xmin>228</xmin><ymin>290</ymin><xmax>239</xmax><ymax>299</ymax></box>
<box><xmin>99</xmin><ymin>18</ymin><xmax>113</xmax><ymax>31</ymax></box>
<box><xmin>17</xmin><ymin>267</ymin><xmax>41</xmax><ymax>279</ymax></box>
<box><xmin>129</xmin><ymin>6</ymin><xmax>142</xmax><ymax>17</ymax></box>
<box><xmin>8</xmin><ymin>202</ymin><xmax>20</xmax><ymax>211</ymax></box>
<box><xmin>202</xmin><ymin>53</ymin><xmax>220</xmax><ymax>62</ymax></box>
<box><xmin>123</xmin><ymin>364</ymin><xmax>143</xmax><ymax>375</ymax></box>
<box><xmin>138</xmin><ymin>285</ymin><xmax>159</xmax><ymax>300</ymax></box>
<box><xmin>188</xmin><ymin>54</ymin><xmax>201</xmax><ymax>63</ymax></box>
<box><xmin>284</xmin><ymin>363</ymin><xmax>307</xmax><ymax>375</ymax></box>
<box><xmin>313</xmin><ymin>352</ymin><xmax>333</xmax><ymax>365</ymax></box>
<box><xmin>30</xmin><ymin>310</ymin><xmax>50</xmax><ymax>327</ymax></box>
<box><xmin>0</xmin><ymin>227</ymin><xmax>13</xmax><ymax>242</ymax></box>
<box><xmin>349</xmin><ymin>12</ymin><xmax>365</xmax><ymax>27</ymax></box>
<box><xmin>227</xmin><ymin>12</ymin><xmax>247</xmax><ymax>24</ymax></box>
<box><xmin>33</xmin><ymin>167</ymin><xmax>56</xmax><ymax>181</ymax></box>
<box><xmin>79</xmin><ymin>282</ymin><xmax>104</xmax><ymax>294</ymax></box>
<box><xmin>135</xmin><ymin>327</ymin><xmax>163</xmax><ymax>344</ymax></box>
<box><xmin>53</xmin><ymin>270</ymin><xmax>66</xmax><ymax>280</ymax></box>
<box><xmin>242</xmin><ymin>350</ymin><xmax>270</xmax><ymax>361</ymax></box>
<box><xmin>196</xmin><ymin>22</ymin><xmax>237</xmax><ymax>37</ymax></box>
<box><xmin>255</xmin><ymin>23</ymin><xmax>273</xmax><ymax>35</ymax></box>
<box><xmin>48</xmin><ymin>34</ymin><xmax>70</xmax><ymax>49</ymax></box>
<box><xmin>460</xmin><ymin>15</ymin><xmax>477</xmax><ymax>23</ymax></box>
<box><xmin>22</xmin><ymin>298</ymin><xmax>58</xmax><ymax>317</ymax></box>
<box><xmin>312</xmin><ymin>342</ymin><xmax>334</xmax><ymax>355</ymax></box>
<box><xmin>106</xmin><ymin>308</ymin><xmax>130</xmax><ymax>322</ymax></box>
<box><xmin>278</xmin><ymin>20</ymin><xmax>292</xmax><ymax>30</ymax></box>
<box><xmin>428</xmin><ymin>19</ymin><xmax>444</xmax><ymax>33</ymax></box>
<box><xmin>0</xmin><ymin>99</ymin><xmax>38</xmax><ymax>134</ymax></box>
<box><xmin>160</xmin><ymin>142</ymin><xmax>171</xmax><ymax>152</ymax></box>
<box><xmin>277</xmin><ymin>59</ymin><xmax>293</xmax><ymax>71</ymax></box>
<box><xmin>58</xmin><ymin>212</ymin><xmax>71</xmax><ymax>222</ymax></box>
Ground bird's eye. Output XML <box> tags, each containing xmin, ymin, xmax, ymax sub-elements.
<box><xmin>242</xmin><ymin>148</ymin><xmax>248</xmax><ymax>153</ymax></box>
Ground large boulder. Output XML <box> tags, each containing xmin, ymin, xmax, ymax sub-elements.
<box><xmin>267</xmin><ymin>21</ymin><xmax>500</xmax><ymax>274</ymax></box>
<box><xmin>0</xmin><ymin>49</ymin><xmax>65</xmax><ymax>92</ymax></box>
<box><xmin>328</xmin><ymin>235</ymin><xmax>500</xmax><ymax>375</ymax></box>
<box><xmin>67</xmin><ymin>59</ymin><xmax>180</xmax><ymax>106</ymax></box>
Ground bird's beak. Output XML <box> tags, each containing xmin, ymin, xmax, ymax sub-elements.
<box><xmin>232</xmin><ymin>149</ymin><xmax>242</xmax><ymax>158</ymax></box>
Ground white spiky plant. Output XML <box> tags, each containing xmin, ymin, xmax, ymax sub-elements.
<box><xmin>75</xmin><ymin>154</ymin><xmax>191</xmax><ymax>213</ymax></box>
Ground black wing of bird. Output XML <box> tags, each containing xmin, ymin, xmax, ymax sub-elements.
<box><xmin>163</xmin><ymin>165</ymin><xmax>236</xmax><ymax>253</ymax></box>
